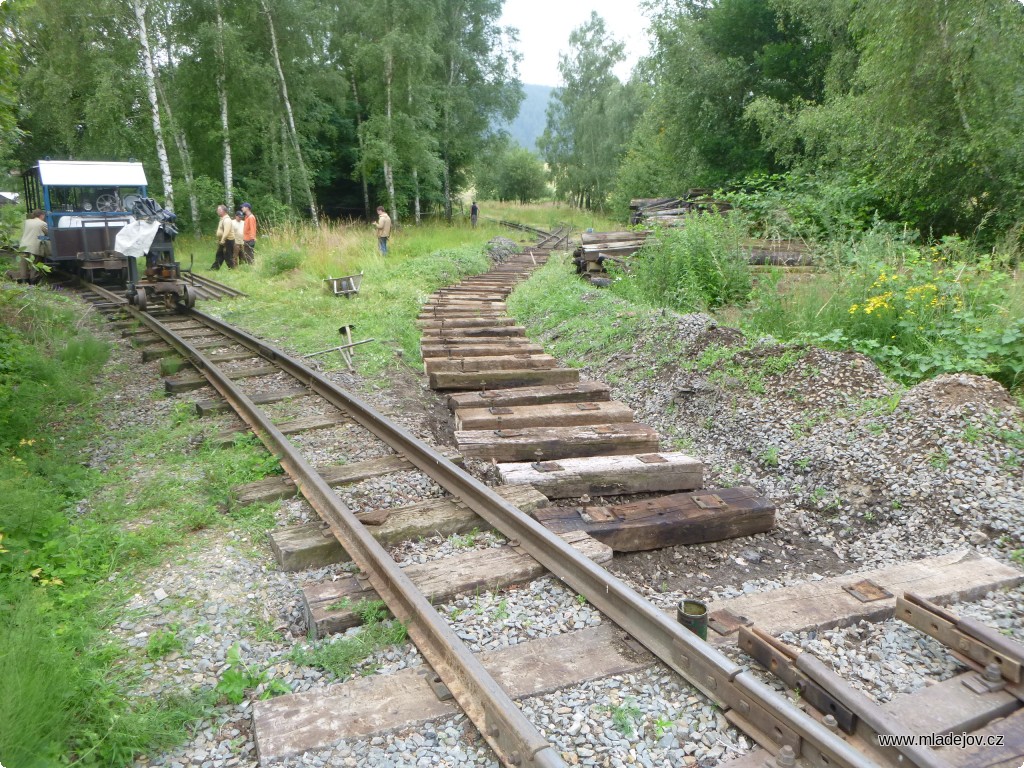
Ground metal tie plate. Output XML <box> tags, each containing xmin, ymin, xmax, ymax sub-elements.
<box><xmin>708</xmin><ymin>609</ymin><xmax>753</xmax><ymax>636</ymax></box>
<box><xmin>842</xmin><ymin>579</ymin><xmax>892</xmax><ymax>603</ymax></box>
<box><xmin>531</xmin><ymin>461</ymin><xmax>564</xmax><ymax>473</ymax></box>
<box><xmin>693</xmin><ymin>494</ymin><xmax>726</xmax><ymax>510</ymax></box>
<box><xmin>636</xmin><ymin>454</ymin><xmax>667</xmax><ymax>464</ymax></box>
<box><xmin>576</xmin><ymin>403</ymin><xmax>601</xmax><ymax>411</ymax></box>
<box><xmin>489</xmin><ymin>406</ymin><xmax>514</xmax><ymax>415</ymax></box>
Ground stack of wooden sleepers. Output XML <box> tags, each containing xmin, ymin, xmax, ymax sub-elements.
<box><xmin>421</xmin><ymin>244</ymin><xmax>776</xmax><ymax>553</ymax></box>
<box><xmin>629</xmin><ymin>192</ymin><xmax>733</xmax><ymax>226</ymax></box>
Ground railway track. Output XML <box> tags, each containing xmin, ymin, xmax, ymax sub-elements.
<box><xmin>71</xmin><ymin>230</ymin><xmax>1024</xmax><ymax>768</ymax></box>
<box><xmin>183</xmin><ymin>269</ymin><xmax>247</xmax><ymax>301</ymax></box>
<box><xmin>487</xmin><ymin>218</ymin><xmax>571</xmax><ymax>246</ymax></box>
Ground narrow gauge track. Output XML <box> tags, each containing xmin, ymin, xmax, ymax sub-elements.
<box><xmin>488</xmin><ymin>218</ymin><xmax>570</xmax><ymax>245</ymax></box>
<box><xmin>183</xmin><ymin>270</ymin><xmax>247</xmax><ymax>301</ymax></box>
<box><xmin>72</xmin><ymin>236</ymin><xmax>950</xmax><ymax>768</ymax></box>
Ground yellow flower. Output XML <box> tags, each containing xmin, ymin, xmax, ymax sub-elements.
<box><xmin>862</xmin><ymin>291</ymin><xmax>894</xmax><ymax>314</ymax></box>
<box><xmin>849</xmin><ymin>304</ymin><xmax>860</xmax><ymax>314</ymax></box>
<box><xmin>18</xmin><ymin>438</ymin><xmax>35</xmax><ymax>446</ymax></box>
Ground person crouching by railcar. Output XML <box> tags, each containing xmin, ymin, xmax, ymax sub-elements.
<box><xmin>15</xmin><ymin>209</ymin><xmax>48</xmax><ymax>284</ymax></box>
<box><xmin>232</xmin><ymin>210</ymin><xmax>245</xmax><ymax>266</ymax></box>
<box><xmin>241</xmin><ymin>202</ymin><xmax>257</xmax><ymax>264</ymax></box>
<box><xmin>211</xmin><ymin>204</ymin><xmax>236</xmax><ymax>270</ymax></box>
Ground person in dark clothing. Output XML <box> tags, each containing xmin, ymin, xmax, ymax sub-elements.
<box><xmin>470</xmin><ymin>201</ymin><xmax>479</xmax><ymax>228</ymax></box>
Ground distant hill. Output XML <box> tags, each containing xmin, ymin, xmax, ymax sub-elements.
<box><xmin>498</xmin><ymin>84</ymin><xmax>554</xmax><ymax>152</ymax></box>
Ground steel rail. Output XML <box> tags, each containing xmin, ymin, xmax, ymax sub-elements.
<box><xmin>180</xmin><ymin>307</ymin><xmax>882</xmax><ymax>768</ymax></box>
<box><xmin>183</xmin><ymin>271</ymin><xmax>247</xmax><ymax>299</ymax></box>
<box><xmin>82</xmin><ymin>282</ymin><xmax>565</xmax><ymax>768</ymax></box>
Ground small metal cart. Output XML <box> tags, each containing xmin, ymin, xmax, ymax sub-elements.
<box><xmin>323</xmin><ymin>272</ymin><xmax>363</xmax><ymax>298</ymax></box>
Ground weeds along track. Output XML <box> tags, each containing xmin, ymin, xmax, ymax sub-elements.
<box><xmin>70</xmin><ymin>229</ymin><xmax>1024</xmax><ymax>768</ymax></box>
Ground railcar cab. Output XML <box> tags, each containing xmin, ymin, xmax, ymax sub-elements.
<box><xmin>22</xmin><ymin>160</ymin><xmax>148</xmax><ymax>279</ymax></box>
<box><xmin>22</xmin><ymin>159</ymin><xmax>191</xmax><ymax>310</ymax></box>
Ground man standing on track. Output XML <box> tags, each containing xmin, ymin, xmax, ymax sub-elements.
<box><xmin>470</xmin><ymin>201</ymin><xmax>479</xmax><ymax>228</ymax></box>
<box><xmin>241</xmin><ymin>202</ymin><xmax>257</xmax><ymax>264</ymax></box>
<box><xmin>374</xmin><ymin>206</ymin><xmax>392</xmax><ymax>255</ymax></box>
<box><xmin>211</xmin><ymin>204</ymin><xmax>236</xmax><ymax>270</ymax></box>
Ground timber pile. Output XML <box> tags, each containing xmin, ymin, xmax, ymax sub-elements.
<box><xmin>629</xmin><ymin>190</ymin><xmax>732</xmax><ymax>226</ymax></box>
<box><xmin>572</xmin><ymin>230</ymin><xmax>651</xmax><ymax>282</ymax></box>
<box><xmin>421</xmin><ymin>236</ymin><xmax>776</xmax><ymax>553</ymax></box>
<box><xmin>741</xmin><ymin>238</ymin><xmax>814</xmax><ymax>267</ymax></box>
<box><xmin>574</xmin><ymin>230</ymin><xmax>816</xmax><ymax>282</ymax></box>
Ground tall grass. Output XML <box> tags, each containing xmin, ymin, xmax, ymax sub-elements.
<box><xmin>182</xmin><ymin>219</ymin><xmax>500</xmax><ymax>379</ymax></box>
<box><xmin>610</xmin><ymin>214</ymin><xmax>753</xmax><ymax>312</ymax></box>
<box><xmin>0</xmin><ymin>287</ymin><xmax>219</xmax><ymax>766</ymax></box>
<box><xmin>477</xmin><ymin>200</ymin><xmax>620</xmax><ymax>233</ymax></box>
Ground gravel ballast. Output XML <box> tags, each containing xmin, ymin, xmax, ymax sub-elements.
<box><xmin>64</xmin><ymin>271</ymin><xmax>1024</xmax><ymax>768</ymax></box>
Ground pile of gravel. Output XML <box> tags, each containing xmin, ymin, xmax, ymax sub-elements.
<box><xmin>539</xmin><ymin>308</ymin><xmax>1024</xmax><ymax>583</ymax></box>
<box><xmin>486</xmin><ymin>237</ymin><xmax>520</xmax><ymax>264</ymax></box>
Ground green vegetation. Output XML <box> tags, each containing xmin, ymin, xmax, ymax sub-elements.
<box><xmin>292</xmin><ymin>600</ymin><xmax>407</xmax><ymax>679</ymax></box>
<box><xmin>746</xmin><ymin>233</ymin><xmax>1024</xmax><ymax>389</ymax></box>
<box><xmin>653</xmin><ymin>715</ymin><xmax>675</xmax><ymax>738</ymax></box>
<box><xmin>0</xmin><ymin>285</ymin><xmax>285</xmax><ymax>764</ymax></box>
<box><xmin>180</xmin><ymin>220</ymin><xmax>498</xmax><ymax>379</ymax></box>
<box><xmin>607</xmin><ymin>698</ymin><xmax>642</xmax><ymax>737</ymax></box>
<box><xmin>215</xmin><ymin>643</ymin><xmax>290</xmax><ymax>705</ymax></box>
<box><xmin>758</xmin><ymin>447</ymin><xmax>780</xmax><ymax>468</ymax></box>
<box><xmin>609</xmin><ymin>215</ymin><xmax>752</xmax><ymax>313</ymax></box>
<box><xmin>507</xmin><ymin>253</ymin><xmax>650</xmax><ymax>367</ymax></box>
<box><xmin>146</xmin><ymin>628</ymin><xmax>184</xmax><ymax>660</ymax></box>
<box><xmin>474</xmin><ymin>146</ymin><xmax>549</xmax><ymax>204</ymax></box>
<box><xmin>450</xmin><ymin>527</ymin><xmax>481</xmax><ymax>549</ymax></box>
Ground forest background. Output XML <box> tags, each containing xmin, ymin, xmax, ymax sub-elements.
<box><xmin>1</xmin><ymin>2</ymin><xmax>1024</xmax><ymax>763</ymax></box>
<box><xmin>1</xmin><ymin>0</ymin><xmax>1023</xmax><ymax>244</ymax></box>
<box><xmin>1</xmin><ymin>0</ymin><xmax>1024</xmax><ymax>390</ymax></box>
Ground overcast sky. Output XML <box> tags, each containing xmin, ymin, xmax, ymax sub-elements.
<box><xmin>499</xmin><ymin>1</ymin><xmax>652</xmax><ymax>87</ymax></box>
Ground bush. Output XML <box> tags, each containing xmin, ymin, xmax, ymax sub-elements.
<box><xmin>747</xmin><ymin>231</ymin><xmax>1024</xmax><ymax>389</ymax></box>
<box><xmin>610</xmin><ymin>213</ymin><xmax>752</xmax><ymax>312</ymax></box>
<box><xmin>721</xmin><ymin>171</ymin><xmax>893</xmax><ymax>241</ymax></box>
<box><xmin>259</xmin><ymin>249</ymin><xmax>304</xmax><ymax>278</ymax></box>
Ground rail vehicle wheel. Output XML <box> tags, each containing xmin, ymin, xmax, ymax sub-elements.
<box><xmin>176</xmin><ymin>284</ymin><xmax>195</xmax><ymax>312</ymax></box>
<box><xmin>135</xmin><ymin>286</ymin><xmax>148</xmax><ymax>311</ymax></box>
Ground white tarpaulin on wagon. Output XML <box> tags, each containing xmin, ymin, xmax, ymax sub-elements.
<box><xmin>114</xmin><ymin>218</ymin><xmax>161</xmax><ymax>259</ymax></box>
<box><xmin>37</xmin><ymin>161</ymin><xmax>148</xmax><ymax>187</ymax></box>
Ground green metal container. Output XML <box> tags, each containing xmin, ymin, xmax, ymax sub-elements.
<box><xmin>677</xmin><ymin>599</ymin><xmax>708</xmax><ymax>640</ymax></box>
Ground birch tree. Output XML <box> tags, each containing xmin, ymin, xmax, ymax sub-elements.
<box><xmin>131</xmin><ymin>0</ymin><xmax>174</xmax><ymax>209</ymax></box>
<box><xmin>259</xmin><ymin>0</ymin><xmax>318</xmax><ymax>223</ymax></box>
<box><xmin>213</xmin><ymin>0</ymin><xmax>234</xmax><ymax>210</ymax></box>
<box><xmin>436</xmin><ymin>0</ymin><xmax>521</xmax><ymax>221</ymax></box>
